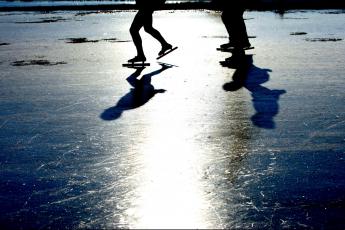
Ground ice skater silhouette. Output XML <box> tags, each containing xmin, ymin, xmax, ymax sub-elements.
<box><xmin>214</xmin><ymin>0</ymin><xmax>251</xmax><ymax>51</ymax></box>
<box><xmin>128</xmin><ymin>0</ymin><xmax>173</xmax><ymax>63</ymax></box>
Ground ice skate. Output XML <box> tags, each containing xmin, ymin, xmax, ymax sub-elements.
<box><xmin>217</xmin><ymin>42</ymin><xmax>253</xmax><ymax>52</ymax></box>
<box><xmin>220</xmin><ymin>41</ymin><xmax>235</xmax><ymax>49</ymax></box>
<box><xmin>123</xmin><ymin>55</ymin><xmax>150</xmax><ymax>67</ymax></box>
<box><xmin>157</xmin><ymin>44</ymin><xmax>178</xmax><ymax>60</ymax></box>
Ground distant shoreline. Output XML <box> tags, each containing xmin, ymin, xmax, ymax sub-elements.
<box><xmin>0</xmin><ymin>2</ymin><xmax>344</xmax><ymax>12</ymax></box>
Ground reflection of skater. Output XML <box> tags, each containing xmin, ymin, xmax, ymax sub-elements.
<box><xmin>128</xmin><ymin>0</ymin><xmax>173</xmax><ymax>63</ymax></box>
<box><xmin>101</xmin><ymin>63</ymin><xmax>172</xmax><ymax>120</ymax></box>
<box><xmin>223</xmin><ymin>55</ymin><xmax>286</xmax><ymax>129</ymax></box>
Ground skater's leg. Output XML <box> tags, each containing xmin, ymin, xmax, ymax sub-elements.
<box><xmin>129</xmin><ymin>10</ymin><xmax>146</xmax><ymax>60</ymax></box>
<box><xmin>229</xmin><ymin>7</ymin><xmax>250</xmax><ymax>49</ymax></box>
<box><xmin>142</xmin><ymin>10</ymin><xmax>169</xmax><ymax>45</ymax></box>
<box><xmin>221</xmin><ymin>11</ymin><xmax>231</xmax><ymax>35</ymax></box>
<box><xmin>142</xmin><ymin>10</ymin><xmax>172</xmax><ymax>55</ymax></box>
<box><xmin>221</xmin><ymin>10</ymin><xmax>233</xmax><ymax>47</ymax></box>
<box><xmin>236</xmin><ymin>10</ymin><xmax>250</xmax><ymax>48</ymax></box>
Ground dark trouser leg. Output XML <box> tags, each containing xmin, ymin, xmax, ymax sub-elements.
<box><xmin>229</xmin><ymin>8</ymin><xmax>250</xmax><ymax>48</ymax></box>
<box><xmin>130</xmin><ymin>10</ymin><xmax>145</xmax><ymax>57</ymax></box>
<box><xmin>221</xmin><ymin>11</ymin><xmax>232</xmax><ymax>42</ymax></box>
<box><xmin>142</xmin><ymin>10</ymin><xmax>169</xmax><ymax>46</ymax></box>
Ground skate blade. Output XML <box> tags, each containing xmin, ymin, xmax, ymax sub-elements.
<box><xmin>157</xmin><ymin>47</ymin><xmax>178</xmax><ymax>60</ymax></box>
<box><xmin>217</xmin><ymin>46</ymin><xmax>254</xmax><ymax>52</ymax></box>
<box><xmin>122</xmin><ymin>62</ymin><xmax>150</xmax><ymax>67</ymax></box>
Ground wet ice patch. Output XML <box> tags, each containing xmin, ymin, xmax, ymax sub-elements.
<box><xmin>63</xmin><ymin>37</ymin><xmax>130</xmax><ymax>43</ymax></box>
<box><xmin>202</xmin><ymin>35</ymin><xmax>227</xmax><ymax>38</ymax></box>
<box><xmin>305</xmin><ymin>38</ymin><xmax>343</xmax><ymax>42</ymax></box>
<box><xmin>322</xmin><ymin>10</ymin><xmax>345</xmax><ymax>14</ymax></box>
<box><xmin>11</xmin><ymin>60</ymin><xmax>67</xmax><ymax>66</ymax></box>
<box><xmin>75</xmin><ymin>10</ymin><xmax>114</xmax><ymax>16</ymax></box>
<box><xmin>64</xmin><ymin>38</ymin><xmax>99</xmax><ymax>43</ymax></box>
<box><xmin>280</xmin><ymin>17</ymin><xmax>308</xmax><ymax>20</ymax></box>
<box><xmin>15</xmin><ymin>17</ymin><xmax>68</xmax><ymax>24</ymax></box>
<box><xmin>102</xmin><ymin>38</ymin><xmax>131</xmax><ymax>43</ymax></box>
<box><xmin>102</xmin><ymin>38</ymin><xmax>118</xmax><ymax>42</ymax></box>
<box><xmin>290</xmin><ymin>32</ymin><xmax>307</xmax><ymax>35</ymax></box>
<box><xmin>202</xmin><ymin>35</ymin><xmax>256</xmax><ymax>39</ymax></box>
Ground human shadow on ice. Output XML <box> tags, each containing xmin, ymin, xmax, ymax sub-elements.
<box><xmin>223</xmin><ymin>55</ymin><xmax>286</xmax><ymax>129</ymax></box>
<box><xmin>101</xmin><ymin>63</ymin><xmax>172</xmax><ymax>120</ymax></box>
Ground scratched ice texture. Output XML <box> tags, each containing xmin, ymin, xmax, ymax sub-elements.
<box><xmin>0</xmin><ymin>9</ymin><xmax>344</xmax><ymax>229</ymax></box>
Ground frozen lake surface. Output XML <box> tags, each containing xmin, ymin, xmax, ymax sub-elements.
<box><xmin>0</xmin><ymin>0</ymin><xmax>210</xmax><ymax>8</ymax></box>
<box><xmin>0</xmin><ymin>9</ymin><xmax>344</xmax><ymax>229</ymax></box>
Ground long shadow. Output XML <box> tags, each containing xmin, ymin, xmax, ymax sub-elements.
<box><xmin>101</xmin><ymin>63</ymin><xmax>172</xmax><ymax>121</ymax></box>
<box><xmin>222</xmin><ymin>55</ymin><xmax>286</xmax><ymax>129</ymax></box>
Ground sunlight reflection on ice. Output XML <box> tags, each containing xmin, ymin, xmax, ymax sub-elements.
<box><xmin>124</xmin><ymin>113</ymin><xmax>210</xmax><ymax>228</ymax></box>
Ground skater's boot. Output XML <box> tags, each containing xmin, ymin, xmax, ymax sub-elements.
<box><xmin>220</xmin><ymin>41</ymin><xmax>235</xmax><ymax>49</ymax></box>
<box><xmin>128</xmin><ymin>55</ymin><xmax>146</xmax><ymax>63</ymax></box>
<box><xmin>242</xmin><ymin>43</ymin><xmax>252</xmax><ymax>50</ymax></box>
<box><xmin>238</xmin><ymin>41</ymin><xmax>252</xmax><ymax>50</ymax></box>
<box><xmin>158</xmin><ymin>43</ymin><xmax>172</xmax><ymax>56</ymax></box>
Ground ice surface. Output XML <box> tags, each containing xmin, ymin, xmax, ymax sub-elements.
<box><xmin>0</xmin><ymin>9</ymin><xmax>344</xmax><ymax>229</ymax></box>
